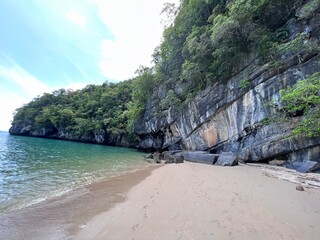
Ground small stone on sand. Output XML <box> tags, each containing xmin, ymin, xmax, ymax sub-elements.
<box><xmin>296</xmin><ymin>185</ymin><xmax>304</xmax><ymax>191</ymax></box>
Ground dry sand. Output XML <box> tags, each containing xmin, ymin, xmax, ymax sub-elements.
<box><xmin>75</xmin><ymin>162</ymin><xmax>320</xmax><ymax>240</ymax></box>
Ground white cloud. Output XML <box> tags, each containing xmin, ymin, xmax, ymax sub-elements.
<box><xmin>0</xmin><ymin>67</ymin><xmax>49</xmax><ymax>97</ymax></box>
<box><xmin>65</xmin><ymin>10</ymin><xmax>87</xmax><ymax>28</ymax></box>
<box><xmin>0</xmin><ymin>64</ymin><xmax>50</xmax><ymax>97</ymax></box>
<box><xmin>93</xmin><ymin>0</ymin><xmax>179</xmax><ymax>81</ymax></box>
<box><xmin>0</xmin><ymin>53</ymin><xmax>51</xmax><ymax>131</ymax></box>
<box><xmin>0</xmin><ymin>91</ymin><xmax>25</xmax><ymax>131</ymax></box>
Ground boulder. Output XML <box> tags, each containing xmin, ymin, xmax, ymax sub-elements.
<box><xmin>153</xmin><ymin>152</ymin><xmax>162</xmax><ymax>164</ymax></box>
<box><xmin>285</xmin><ymin>161</ymin><xmax>320</xmax><ymax>173</ymax></box>
<box><xmin>145</xmin><ymin>153</ymin><xmax>153</xmax><ymax>159</ymax></box>
<box><xmin>164</xmin><ymin>154</ymin><xmax>175</xmax><ymax>164</ymax></box>
<box><xmin>163</xmin><ymin>151</ymin><xmax>184</xmax><ymax>164</ymax></box>
<box><xmin>175</xmin><ymin>155</ymin><xmax>184</xmax><ymax>163</ymax></box>
<box><xmin>181</xmin><ymin>151</ymin><xmax>219</xmax><ymax>165</ymax></box>
<box><xmin>215</xmin><ymin>152</ymin><xmax>238</xmax><ymax>166</ymax></box>
<box><xmin>163</xmin><ymin>151</ymin><xmax>181</xmax><ymax>159</ymax></box>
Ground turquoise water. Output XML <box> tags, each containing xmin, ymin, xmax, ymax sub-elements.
<box><xmin>0</xmin><ymin>131</ymin><xmax>147</xmax><ymax>213</ymax></box>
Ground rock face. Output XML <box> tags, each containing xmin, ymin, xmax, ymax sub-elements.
<box><xmin>134</xmin><ymin>13</ymin><xmax>320</xmax><ymax>164</ymax></box>
<box><xmin>9</xmin><ymin>124</ymin><xmax>134</xmax><ymax>148</ymax></box>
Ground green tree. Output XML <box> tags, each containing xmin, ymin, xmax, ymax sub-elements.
<box><xmin>281</xmin><ymin>72</ymin><xmax>320</xmax><ymax>137</ymax></box>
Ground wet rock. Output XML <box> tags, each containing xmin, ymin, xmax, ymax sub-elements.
<box><xmin>215</xmin><ymin>152</ymin><xmax>238</xmax><ymax>166</ymax></box>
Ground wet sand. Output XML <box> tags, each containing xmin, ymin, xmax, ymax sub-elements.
<box><xmin>75</xmin><ymin>162</ymin><xmax>320</xmax><ymax>240</ymax></box>
<box><xmin>0</xmin><ymin>164</ymin><xmax>159</xmax><ymax>240</ymax></box>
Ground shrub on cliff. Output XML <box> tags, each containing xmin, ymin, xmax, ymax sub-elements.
<box><xmin>281</xmin><ymin>72</ymin><xmax>320</xmax><ymax>137</ymax></box>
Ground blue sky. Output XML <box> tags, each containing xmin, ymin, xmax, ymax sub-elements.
<box><xmin>0</xmin><ymin>0</ymin><xmax>178</xmax><ymax>131</ymax></box>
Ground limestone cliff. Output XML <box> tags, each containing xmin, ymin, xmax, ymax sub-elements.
<box><xmin>135</xmin><ymin>11</ymin><xmax>320</xmax><ymax>163</ymax></box>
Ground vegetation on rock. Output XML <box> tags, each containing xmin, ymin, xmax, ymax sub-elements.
<box><xmin>281</xmin><ymin>72</ymin><xmax>320</xmax><ymax>137</ymax></box>
<box><xmin>12</xmin><ymin>81</ymin><xmax>137</xmax><ymax>144</ymax></box>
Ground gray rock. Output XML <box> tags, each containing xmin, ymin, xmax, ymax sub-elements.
<box><xmin>94</xmin><ymin>129</ymin><xmax>105</xmax><ymax>143</ymax></box>
<box><xmin>175</xmin><ymin>155</ymin><xmax>184</xmax><ymax>163</ymax></box>
<box><xmin>145</xmin><ymin>153</ymin><xmax>153</xmax><ymax>159</ymax></box>
<box><xmin>269</xmin><ymin>160</ymin><xmax>287</xmax><ymax>166</ymax></box>
<box><xmin>163</xmin><ymin>151</ymin><xmax>181</xmax><ymax>159</ymax></box>
<box><xmin>285</xmin><ymin>161</ymin><xmax>320</xmax><ymax>173</ymax></box>
<box><xmin>164</xmin><ymin>154</ymin><xmax>175</xmax><ymax>164</ymax></box>
<box><xmin>215</xmin><ymin>152</ymin><xmax>238</xmax><ymax>166</ymax></box>
<box><xmin>153</xmin><ymin>152</ymin><xmax>162</xmax><ymax>164</ymax></box>
<box><xmin>296</xmin><ymin>185</ymin><xmax>304</xmax><ymax>191</ymax></box>
<box><xmin>163</xmin><ymin>151</ymin><xmax>184</xmax><ymax>164</ymax></box>
<box><xmin>182</xmin><ymin>151</ymin><xmax>219</xmax><ymax>165</ymax></box>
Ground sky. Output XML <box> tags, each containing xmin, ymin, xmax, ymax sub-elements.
<box><xmin>0</xmin><ymin>0</ymin><xmax>178</xmax><ymax>131</ymax></box>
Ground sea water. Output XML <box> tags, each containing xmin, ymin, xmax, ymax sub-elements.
<box><xmin>0</xmin><ymin>131</ymin><xmax>147</xmax><ymax>213</ymax></box>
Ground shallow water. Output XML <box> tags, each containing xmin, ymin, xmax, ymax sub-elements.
<box><xmin>0</xmin><ymin>131</ymin><xmax>147</xmax><ymax>213</ymax></box>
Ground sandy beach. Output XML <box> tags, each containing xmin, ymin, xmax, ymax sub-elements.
<box><xmin>75</xmin><ymin>162</ymin><xmax>320</xmax><ymax>240</ymax></box>
<box><xmin>1</xmin><ymin>162</ymin><xmax>320</xmax><ymax>240</ymax></box>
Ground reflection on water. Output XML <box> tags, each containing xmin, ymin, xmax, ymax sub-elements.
<box><xmin>0</xmin><ymin>131</ymin><xmax>146</xmax><ymax>213</ymax></box>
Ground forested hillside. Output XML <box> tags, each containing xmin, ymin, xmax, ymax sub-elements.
<box><xmin>10</xmin><ymin>0</ymin><xmax>320</xmax><ymax>154</ymax></box>
<box><xmin>10</xmin><ymin>81</ymin><xmax>137</xmax><ymax>145</ymax></box>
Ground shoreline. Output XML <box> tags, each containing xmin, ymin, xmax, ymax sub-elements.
<box><xmin>76</xmin><ymin>162</ymin><xmax>320</xmax><ymax>240</ymax></box>
<box><xmin>1</xmin><ymin>162</ymin><xmax>320</xmax><ymax>240</ymax></box>
<box><xmin>1</xmin><ymin>161</ymin><xmax>152</xmax><ymax>214</ymax></box>
<box><xmin>0</xmin><ymin>164</ymin><xmax>160</xmax><ymax>240</ymax></box>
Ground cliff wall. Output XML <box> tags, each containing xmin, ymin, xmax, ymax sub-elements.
<box><xmin>135</xmin><ymin>12</ymin><xmax>320</xmax><ymax>163</ymax></box>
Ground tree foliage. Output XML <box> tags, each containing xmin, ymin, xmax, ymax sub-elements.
<box><xmin>152</xmin><ymin>0</ymin><xmax>302</xmax><ymax>94</ymax></box>
<box><xmin>281</xmin><ymin>72</ymin><xmax>320</xmax><ymax>137</ymax></box>
<box><xmin>12</xmin><ymin>81</ymin><xmax>136</xmax><ymax>144</ymax></box>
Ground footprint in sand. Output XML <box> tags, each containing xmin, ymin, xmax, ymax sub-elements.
<box><xmin>132</xmin><ymin>224</ymin><xmax>140</xmax><ymax>231</ymax></box>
